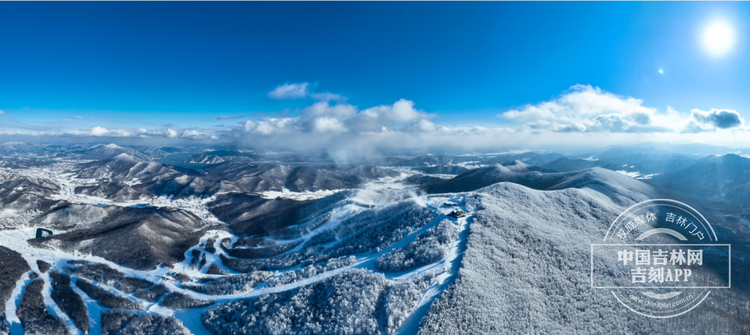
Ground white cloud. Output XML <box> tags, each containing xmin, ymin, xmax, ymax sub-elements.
<box><xmin>1</xmin><ymin>84</ymin><xmax>746</xmax><ymax>151</ymax></box>
<box><xmin>137</xmin><ymin>128</ymin><xmax>179</xmax><ymax>138</ymax></box>
<box><xmin>239</xmin><ymin>99</ymin><xmax>431</xmax><ymax>137</ymax></box>
<box><xmin>180</xmin><ymin>130</ymin><xmax>216</xmax><ymax>140</ymax></box>
<box><xmin>348</xmin><ymin>99</ymin><xmax>427</xmax><ymax>132</ymax></box>
<box><xmin>268</xmin><ymin>82</ymin><xmax>347</xmax><ymax>102</ymax></box>
<box><xmin>405</xmin><ymin>119</ymin><xmax>438</xmax><ymax>133</ymax></box>
<box><xmin>687</xmin><ymin>108</ymin><xmax>744</xmax><ymax>131</ymax></box>
<box><xmin>497</xmin><ymin>84</ymin><xmax>741</xmax><ymax>134</ymax></box>
<box><xmin>91</xmin><ymin>126</ymin><xmax>108</xmax><ymax>136</ymax></box>
<box><xmin>311</xmin><ymin>117</ymin><xmax>347</xmax><ymax>133</ymax></box>
<box><xmin>556</xmin><ymin>122</ymin><xmax>588</xmax><ymax>133</ymax></box>
<box><xmin>241</xmin><ymin>118</ymin><xmax>299</xmax><ymax>135</ymax></box>
<box><xmin>303</xmin><ymin>101</ymin><xmax>357</xmax><ymax>119</ymax></box>
<box><xmin>310</xmin><ymin>92</ymin><xmax>347</xmax><ymax>102</ymax></box>
<box><xmin>0</xmin><ymin>110</ymin><xmax>4</xmax><ymax>115</ymax></box>
<box><xmin>501</xmin><ymin>85</ymin><xmax>659</xmax><ymax>128</ymax></box>
<box><xmin>268</xmin><ymin>83</ymin><xmax>310</xmax><ymax>100</ymax></box>
<box><xmin>60</xmin><ymin>127</ymin><xmax>132</xmax><ymax>137</ymax></box>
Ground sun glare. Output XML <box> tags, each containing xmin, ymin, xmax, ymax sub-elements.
<box><xmin>702</xmin><ymin>21</ymin><xmax>735</xmax><ymax>56</ymax></box>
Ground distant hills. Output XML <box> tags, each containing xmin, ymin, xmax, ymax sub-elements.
<box><xmin>650</xmin><ymin>153</ymin><xmax>750</xmax><ymax>203</ymax></box>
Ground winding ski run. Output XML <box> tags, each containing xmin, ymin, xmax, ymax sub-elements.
<box><xmin>1</xmin><ymin>193</ymin><xmax>472</xmax><ymax>335</ymax></box>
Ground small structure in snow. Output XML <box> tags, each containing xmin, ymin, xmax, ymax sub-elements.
<box><xmin>448</xmin><ymin>210</ymin><xmax>468</xmax><ymax>218</ymax></box>
<box><xmin>163</xmin><ymin>271</ymin><xmax>189</xmax><ymax>282</ymax></box>
<box><xmin>163</xmin><ymin>271</ymin><xmax>178</xmax><ymax>281</ymax></box>
<box><xmin>443</xmin><ymin>202</ymin><xmax>458</xmax><ymax>207</ymax></box>
<box><xmin>35</xmin><ymin>228</ymin><xmax>54</xmax><ymax>239</ymax></box>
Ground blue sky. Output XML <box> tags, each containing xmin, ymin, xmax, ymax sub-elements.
<box><xmin>0</xmin><ymin>2</ymin><xmax>749</xmax><ymax>148</ymax></box>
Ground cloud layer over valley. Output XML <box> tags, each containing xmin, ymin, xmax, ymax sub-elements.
<box><xmin>1</xmin><ymin>83</ymin><xmax>747</xmax><ymax>152</ymax></box>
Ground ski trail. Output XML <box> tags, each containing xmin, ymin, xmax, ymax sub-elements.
<box><xmin>393</xmin><ymin>202</ymin><xmax>473</xmax><ymax>335</ymax></box>
<box><xmin>72</xmin><ymin>277</ymin><xmax>161</xmax><ymax>316</ymax></box>
<box><xmin>42</xmin><ymin>272</ymin><xmax>81</xmax><ymax>335</ymax></box>
<box><xmin>176</xmin><ymin>230</ymin><xmax>240</xmax><ymax>277</ymax></box>
<box><xmin>70</xmin><ymin>277</ymin><xmax>103</xmax><ymax>335</ymax></box>
<box><xmin>176</xmin><ymin>195</ymin><xmax>472</xmax><ymax>334</ymax></box>
<box><xmin>1</xmin><ymin>189</ymin><xmax>470</xmax><ymax>335</ymax></box>
<box><xmin>5</xmin><ymin>271</ymin><xmax>31</xmax><ymax>335</ymax></box>
<box><xmin>171</xmin><ymin>308</ymin><xmax>213</xmax><ymax>335</ymax></box>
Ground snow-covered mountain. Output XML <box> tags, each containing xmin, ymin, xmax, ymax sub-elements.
<box><xmin>185</xmin><ymin>154</ymin><xmax>225</xmax><ymax>165</ymax></box>
<box><xmin>419</xmin><ymin>180</ymin><xmax>749</xmax><ymax>334</ymax></box>
<box><xmin>0</xmin><ymin>142</ymin><xmax>749</xmax><ymax>334</ymax></box>
<box><xmin>0</xmin><ymin>170</ymin><xmax>59</xmax><ymax>212</ymax></box>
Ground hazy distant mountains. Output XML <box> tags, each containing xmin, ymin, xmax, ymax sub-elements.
<box><xmin>650</xmin><ymin>153</ymin><xmax>750</xmax><ymax>203</ymax></box>
<box><xmin>71</xmin><ymin>153</ymin><xmax>400</xmax><ymax>201</ymax></box>
<box><xmin>203</xmin><ymin>162</ymin><xmax>398</xmax><ymax>193</ymax></box>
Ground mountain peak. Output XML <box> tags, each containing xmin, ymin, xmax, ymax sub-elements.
<box><xmin>112</xmin><ymin>152</ymin><xmax>138</xmax><ymax>162</ymax></box>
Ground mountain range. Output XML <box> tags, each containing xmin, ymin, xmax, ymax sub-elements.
<box><xmin>0</xmin><ymin>142</ymin><xmax>748</xmax><ymax>334</ymax></box>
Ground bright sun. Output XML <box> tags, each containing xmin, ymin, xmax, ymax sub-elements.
<box><xmin>702</xmin><ymin>21</ymin><xmax>735</xmax><ymax>56</ymax></box>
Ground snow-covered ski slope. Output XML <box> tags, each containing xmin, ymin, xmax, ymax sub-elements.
<box><xmin>4</xmin><ymin>152</ymin><xmax>750</xmax><ymax>334</ymax></box>
<box><xmin>1</xmin><ymin>171</ymin><xmax>474</xmax><ymax>335</ymax></box>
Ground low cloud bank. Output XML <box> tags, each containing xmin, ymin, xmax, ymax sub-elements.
<box><xmin>0</xmin><ymin>83</ymin><xmax>746</xmax><ymax>160</ymax></box>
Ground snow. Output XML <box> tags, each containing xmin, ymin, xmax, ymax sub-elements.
<box><xmin>0</xmin><ymin>208</ymin><xmax>40</xmax><ymax>230</ymax></box>
<box><xmin>387</xmin><ymin>166</ymin><xmax>455</xmax><ymax>179</ymax></box>
<box><xmin>637</xmin><ymin>173</ymin><xmax>658</xmax><ymax>180</ymax></box>
<box><xmin>181</xmin><ymin>195</ymin><xmax>470</xmax><ymax>334</ymax></box>
<box><xmin>5</xmin><ymin>272</ymin><xmax>30</xmax><ymax>335</ymax></box>
<box><xmin>0</xmin><ymin>169</ymin><xmax>473</xmax><ymax>335</ymax></box>
<box><xmin>616</xmin><ymin>170</ymin><xmax>641</xmax><ymax>178</ymax></box>
<box><xmin>41</xmin><ymin>272</ymin><xmax>81</xmax><ymax>335</ymax></box>
<box><xmin>145</xmin><ymin>195</ymin><xmax>468</xmax><ymax>331</ymax></box>
<box><xmin>259</xmin><ymin>188</ymin><xmax>343</xmax><ymax>201</ymax></box>
<box><xmin>0</xmin><ymin>228</ymin><xmax>175</xmax><ymax>333</ymax></box>
<box><xmin>0</xmin><ymin>228</ymin><xmax>84</xmax><ymax>334</ymax></box>
<box><xmin>449</xmin><ymin>161</ymin><xmax>486</xmax><ymax>169</ymax></box>
<box><xmin>4</xmin><ymin>144</ymin><xmax>750</xmax><ymax>333</ymax></box>
<box><xmin>89</xmin><ymin>143</ymin><xmax>122</xmax><ymax>150</ymax></box>
<box><xmin>174</xmin><ymin>230</ymin><xmax>240</xmax><ymax>277</ymax></box>
<box><xmin>14</xmin><ymin>164</ymin><xmax>226</xmax><ymax>226</ymax></box>
<box><xmin>112</xmin><ymin>153</ymin><xmax>136</xmax><ymax>162</ymax></box>
<box><xmin>69</xmin><ymin>278</ymin><xmax>103</xmax><ymax>335</ymax></box>
<box><xmin>171</xmin><ymin>308</ymin><xmax>212</xmax><ymax>335</ymax></box>
<box><xmin>351</xmin><ymin>173</ymin><xmax>425</xmax><ymax>207</ymax></box>
<box><xmin>393</xmin><ymin>204</ymin><xmax>471</xmax><ymax>335</ymax></box>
